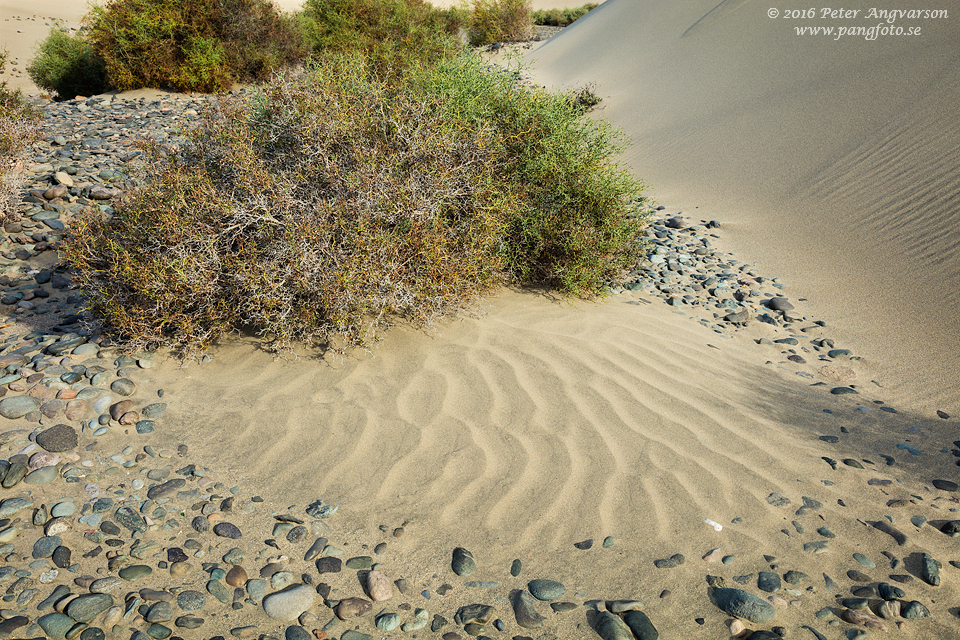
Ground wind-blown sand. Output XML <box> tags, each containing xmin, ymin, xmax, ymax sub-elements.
<box><xmin>2</xmin><ymin>0</ymin><xmax>960</xmax><ymax>637</ymax></box>
<box><xmin>524</xmin><ymin>0</ymin><xmax>960</xmax><ymax>412</ymax></box>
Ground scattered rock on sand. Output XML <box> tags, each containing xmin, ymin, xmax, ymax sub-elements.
<box><xmin>452</xmin><ymin>547</ymin><xmax>476</xmax><ymax>576</ymax></box>
<box><xmin>712</xmin><ymin>588</ymin><xmax>776</xmax><ymax>623</ymax></box>
<box><xmin>512</xmin><ymin>590</ymin><xmax>545</xmax><ymax>629</ymax></box>
<box><xmin>263</xmin><ymin>585</ymin><xmax>317</xmax><ymax>621</ymax></box>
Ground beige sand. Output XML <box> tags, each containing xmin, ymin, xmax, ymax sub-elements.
<box><xmin>105</xmin><ymin>289</ymin><xmax>960</xmax><ymax>637</ymax></box>
<box><xmin>525</xmin><ymin>0</ymin><xmax>960</xmax><ymax>412</ymax></box>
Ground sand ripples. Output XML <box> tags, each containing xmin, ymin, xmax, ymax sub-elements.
<box><xmin>157</xmin><ymin>293</ymin><xmax>834</xmax><ymax>555</ymax></box>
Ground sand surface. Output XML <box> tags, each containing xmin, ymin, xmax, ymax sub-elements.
<box><xmin>116</xmin><ymin>287</ymin><xmax>960</xmax><ymax>638</ymax></box>
<box><xmin>3</xmin><ymin>0</ymin><xmax>960</xmax><ymax>637</ymax></box>
<box><xmin>524</xmin><ymin>0</ymin><xmax>960</xmax><ymax>412</ymax></box>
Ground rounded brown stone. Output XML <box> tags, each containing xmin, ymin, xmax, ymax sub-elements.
<box><xmin>335</xmin><ymin>597</ymin><xmax>372</xmax><ymax>620</ymax></box>
<box><xmin>225</xmin><ymin>565</ymin><xmax>248</xmax><ymax>587</ymax></box>
<box><xmin>64</xmin><ymin>399</ymin><xmax>87</xmax><ymax>421</ymax></box>
<box><xmin>110</xmin><ymin>400</ymin><xmax>135</xmax><ymax>421</ymax></box>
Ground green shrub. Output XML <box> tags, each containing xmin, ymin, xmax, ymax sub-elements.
<box><xmin>1</xmin><ymin>50</ymin><xmax>41</xmax><ymax>221</ymax></box>
<box><xmin>26</xmin><ymin>26</ymin><xmax>110</xmax><ymax>99</ymax></box>
<box><xmin>298</xmin><ymin>0</ymin><xmax>461</xmax><ymax>72</ymax></box>
<box><xmin>531</xmin><ymin>3</ymin><xmax>598</xmax><ymax>27</ymax></box>
<box><xmin>85</xmin><ymin>0</ymin><xmax>309</xmax><ymax>93</ymax></box>
<box><xmin>469</xmin><ymin>0</ymin><xmax>534</xmax><ymax>46</ymax></box>
<box><xmin>418</xmin><ymin>55</ymin><xmax>646</xmax><ymax>290</ymax></box>
<box><xmin>61</xmin><ymin>52</ymin><xmax>646</xmax><ymax>356</ymax></box>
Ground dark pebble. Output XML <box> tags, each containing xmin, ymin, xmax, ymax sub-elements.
<box><xmin>213</xmin><ymin>522</ymin><xmax>241</xmax><ymax>539</ymax></box>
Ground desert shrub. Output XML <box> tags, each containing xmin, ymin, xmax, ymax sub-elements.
<box><xmin>418</xmin><ymin>55</ymin><xmax>646</xmax><ymax>291</ymax></box>
<box><xmin>531</xmin><ymin>3</ymin><xmax>598</xmax><ymax>26</ymax></box>
<box><xmin>298</xmin><ymin>0</ymin><xmax>461</xmax><ymax>71</ymax></box>
<box><xmin>61</xmin><ymin>54</ymin><xmax>512</xmax><ymax>354</ymax></box>
<box><xmin>84</xmin><ymin>0</ymin><xmax>309</xmax><ymax>93</ymax></box>
<box><xmin>566</xmin><ymin>84</ymin><xmax>601</xmax><ymax>113</ymax></box>
<box><xmin>1</xmin><ymin>51</ymin><xmax>41</xmax><ymax>221</ymax></box>
<box><xmin>26</xmin><ymin>26</ymin><xmax>110</xmax><ymax>99</ymax></box>
<box><xmin>469</xmin><ymin>0</ymin><xmax>534</xmax><ymax>46</ymax></box>
<box><xmin>61</xmin><ymin>52</ymin><xmax>646</xmax><ymax>355</ymax></box>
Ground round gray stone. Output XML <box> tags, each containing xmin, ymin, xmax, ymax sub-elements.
<box><xmin>0</xmin><ymin>396</ymin><xmax>41</xmax><ymax>419</ymax></box>
<box><xmin>33</xmin><ymin>536</ymin><xmax>62</xmax><ymax>559</ymax></box>
<box><xmin>174</xmin><ymin>616</ymin><xmax>204</xmax><ymax>629</ymax></box>
<box><xmin>375</xmin><ymin>613</ymin><xmax>400</xmax><ymax>632</ymax></box>
<box><xmin>177</xmin><ymin>590</ymin><xmax>206</xmax><ymax>611</ymax></box>
<box><xmin>38</xmin><ymin>612</ymin><xmax>74</xmax><ymax>639</ymax></box>
<box><xmin>119</xmin><ymin>565</ymin><xmax>152</xmax><ymax>581</ymax></box>
<box><xmin>592</xmin><ymin>611</ymin><xmax>633</xmax><ymax>640</ymax></box>
<box><xmin>213</xmin><ymin>522</ymin><xmax>241</xmax><ymax>539</ymax></box>
<box><xmin>66</xmin><ymin>593</ymin><xmax>114</xmax><ymax>623</ymax></box>
<box><xmin>24</xmin><ymin>465</ymin><xmax>59</xmax><ymax>485</ymax></box>
<box><xmin>513</xmin><ymin>590</ymin><xmax>545</xmax><ymax>629</ymax></box>
<box><xmin>51</xmin><ymin>502</ymin><xmax>76</xmax><ymax>518</ymax></box>
<box><xmin>146</xmin><ymin>601</ymin><xmax>173</xmax><ymax>623</ymax></box>
<box><xmin>285</xmin><ymin>626</ymin><xmax>311</xmax><ymax>640</ymax></box>
<box><xmin>111</xmin><ymin>379</ymin><xmax>137</xmax><ymax>396</ymax></box>
<box><xmin>528</xmin><ymin>579</ymin><xmax>566</xmax><ymax>601</ymax></box>
<box><xmin>712</xmin><ymin>588</ymin><xmax>776</xmax><ymax>623</ymax></box>
<box><xmin>757</xmin><ymin>572</ymin><xmax>781</xmax><ymax>593</ymax></box>
<box><xmin>452</xmin><ymin>547</ymin><xmax>476</xmax><ymax>576</ymax></box>
<box><xmin>623</xmin><ymin>610</ymin><xmax>658</xmax><ymax>640</ymax></box>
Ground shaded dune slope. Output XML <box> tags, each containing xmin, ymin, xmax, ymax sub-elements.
<box><xmin>524</xmin><ymin>0</ymin><xmax>960</xmax><ymax>410</ymax></box>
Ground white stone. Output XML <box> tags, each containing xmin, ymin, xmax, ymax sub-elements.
<box><xmin>54</xmin><ymin>172</ymin><xmax>74</xmax><ymax>188</ymax></box>
<box><xmin>262</xmin><ymin>585</ymin><xmax>316</xmax><ymax>621</ymax></box>
<box><xmin>366</xmin><ymin>570</ymin><xmax>393</xmax><ymax>602</ymax></box>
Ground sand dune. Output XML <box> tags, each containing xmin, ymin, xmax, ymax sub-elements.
<box><xmin>118</xmin><ymin>288</ymin><xmax>960</xmax><ymax>637</ymax></box>
<box><xmin>525</xmin><ymin>0</ymin><xmax>960</xmax><ymax>412</ymax></box>
<box><xmin>153</xmin><ymin>291</ymin><xmax>823</xmax><ymax>545</ymax></box>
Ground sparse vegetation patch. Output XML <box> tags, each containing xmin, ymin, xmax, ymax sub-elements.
<box><xmin>61</xmin><ymin>53</ymin><xmax>647</xmax><ymax>355</ymax></box>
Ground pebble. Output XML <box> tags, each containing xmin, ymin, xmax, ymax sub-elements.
<box><xmin>528</xmin><ymin>578</ymin><xmax>566</xmax><ymax>600</ymax></box>
<box><xmin>757</xmin><ymin>572</ymin><xmax>781</xmax><ymax>593</ymax></box>
<box><xmin>119</xmin><ymin>565</ymin><xmax>152</xmax><ymax>581</ymax></box>
<box><xmin>344</xmin><ymin>555</ymin><xmax>372</xmax><ymax>570</ymax></box>
<box><xmin>66</xmin><ymin>593</ymin><xmax>114</xmax><ymax>623</ymax></box>
<box><xmin>921</xmin><ymin>552</ymin><xmax>941</xmax><ymax>586</ymax></box>
<box><xmin>452</xmin><ymin>547</ymin><xmax>476</xmax><ymax>576</ymax></box>
<box><xmin>512</xmin><ymin>590</ymin><xmax>545</xmax><ymax>629</ymax></box>
<box><xmin>853</xmin><ymin>553</ymin><xmax>875</xmax><ymax>568</ymax></box>
<box><xmin>592</xmin><ymin>611</ymin><xmax>633</xmax><ymax>640</ymax></box>
<box><xmin>712</xmin><ymin>588</ymin><xmax>776</xmax><ymax>623</ymax></box>
<box><xmin>653</xmin><ymin>553</ymin><xmax>685</xmax><ymax>568</ymax></box>
<box><xmin>607</xmin><ymin>600</ymin><xmax>644</xmax><ymax>613</ymax></box>
<box><xmin>38</xmin><ymin>612</ymin><xmax>74</xmax><ymax>638</ymax></box>
<box><xmin>902</xmin><ymin>600</ymin><xmax>930</xmax><ymax>619</ymax></box>
<box><xmin>623</xmin><ymin>610</ymin><xmax>658</xmax><ymax>640</ymax></box>
<box><xmin>176</xmin><ymin>590</ymin><xmax>206</xmax><ymax>611</ymax></box>
<box><xmin>315</xmin><ymin>557</ymin><xmax>341</xmax><ymax>574</ymax></box>
<box><xmin>335</xmin><ymin>597</ymin><xmax>372</xmax><ymax>620</ymax></box>
<box><xmin>213</xmin><ymin>522</ymin><xmax>242</xmax><ymax>538</ymax></box>
<box><xmin>110</xmin><ymin>378</ymin><xmax>136</xmax><ymax>396</ymax></box>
